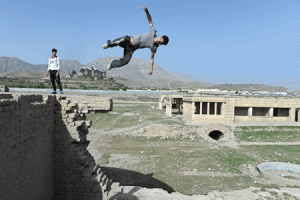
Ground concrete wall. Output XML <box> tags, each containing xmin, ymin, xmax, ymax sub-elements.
<box><xmin>181</xmin><ymin>95</ymin><xmax>300</xmax><ymax>124</ymax></box>
<box><xmin>182</xmin><ymin>101</ymin><xmax>193</xmax><ymax>121</ymax></box>
<box><xmin>183</xmin><ymin>96</ymin><xmax>234</xmax><ymax>124</ymax></box>
<box><xmin>234</xmin><ymin>96</ymin><xmax>299</xmax><ymax>122</ymax></box>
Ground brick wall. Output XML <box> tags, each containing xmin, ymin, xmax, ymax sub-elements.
<box><xmin>0</xmin><ymin>94</ymin><xmax>113</xmax><ymax>200</ymax></box>
<box><xmin>0</xmin><ymin>95</ymin><xmax>55</xmax><ymax>200</ymax></box>
<box><xmin>53</xmin><ymin>97</ymin><xmax>103</xmax><ymax>199</ymax></box>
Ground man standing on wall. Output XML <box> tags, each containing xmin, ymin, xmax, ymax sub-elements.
<box><xmin>46</xmin><ymin>48</ymin><xmax>63</xmax><ymax>94</ymax></box>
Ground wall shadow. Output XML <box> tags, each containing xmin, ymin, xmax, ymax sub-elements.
<box><xmin>100</xmin><ymin>166</ymin><xmax>175</xmax><ymax>194</ymax></box>
<box><xmin>108</xmin><ymin>187</ymin><xmax>139</xmax><ymax>200</ymax></box>
<box><xmin>53</xmin><ymin>97</ymin><xmax>103</xmax><ymax>200</ymax></box>
<box><xmin>52</xmin><ymin>96</ymin><xmax>176</xmax><ymax>199</ymax></box>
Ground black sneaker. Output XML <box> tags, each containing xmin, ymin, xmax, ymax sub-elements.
<box><xmin>102</xmin><ymin>43</ymin><xmax>108</xmax><ymax>49</ymax></box>
<box><xmin>51</xmin><ymin>91</ymin><xmax>57</xmax><ymax>94</ymax></box>
<box><xmin>102</xmin><ymin>40</ymin><xmax>112</xmax><ymax>49</ymax></box>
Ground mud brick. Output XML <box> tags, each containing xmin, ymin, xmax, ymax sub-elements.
<box><xmin>9</xmin><ymin>104</ymin><xmax>15</xmax><ymax>110</ymax></box>
<box><xmin>85</xmin><ymin>121</ymin><xmax>92</xmax><ymax>127</ymax></box>
<box><xmin>68</xmin><ymin>102</ymin><xmax>76</xmax><ymax>107</ymax></box>
<box><xmin>66</xmin><ymin>118</ymin><xmax>74</xmax><ymax>122</ymax></box>
<box><xmin>74</xmin><ymin>120</ymin><xmax>85</xmax><ymax>127</ymax></box>
<box><xmin>14</xmin><ymin>104</ymin><xmax>20</xmax><ymax>110</ymax></box>
<box><xmin>11</xmin><ymin>110</ymin><xmax>20</xmax><ymax>116</ymax></box>
<box><xmin>64</xmin><ymin>107</ymin><xmax>74</xmax><ymax>111</ymax></box>
<box><xmin>60</xmin><ymin>99</ymin><xmax>70</xmax><ymax>104</ymax></box>
<box><xmin>55</xmin><ymin>113</ymin><xmax>62</xmax><ymax>118</ymax></box>
<box><xmin>68</xmin><ymin>122</ymin><xmax>75</xmax><ymax>126</ymax></box>
<box><xmin>55</xmin><ymin>106</ymin><xmax>62</xmax><ymax>111</ymax></box>
<box><xmin>59</xmin><ymin>110</ymin><xmax>67</xmax><ymax>114</ymax></box>
<box><xmin>0</xmin><ymin>112</ymin><xmax>10</xmax><ymax>119</ymax></box>
<box><xmin>66</xmin><ymin>110</ymin><xmax>74</xmax><ymax>115</ymax></box>
<box><xmin>68</xmin><ymin>114</ymin><xmax>76</xmax><ymax>119</ymax></box>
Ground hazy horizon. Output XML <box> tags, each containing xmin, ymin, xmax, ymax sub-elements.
<box><xmin>1</xmin><ymin>0</ymin><xmax>300</xmax><ymax>89</ymax></box>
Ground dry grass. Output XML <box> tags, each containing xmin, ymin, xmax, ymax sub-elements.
<box><xmin>87</xmin><ymin>101</ymin><xmax>300</xmax><ymax>195</ymax></box>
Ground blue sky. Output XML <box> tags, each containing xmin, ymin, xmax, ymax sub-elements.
<box><xmin>1</xmin><ymin>0</ymin><xmax>300</xmax><ymax>89</ymax></box>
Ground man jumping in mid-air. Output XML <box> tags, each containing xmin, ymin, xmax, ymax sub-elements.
<box><xmin>102</xmin><ymin>6</ymin><xmax>169</xmax><ymax>75</ymax></box>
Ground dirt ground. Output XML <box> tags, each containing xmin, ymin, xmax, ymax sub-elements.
<box><xmin>86</xmin><ymin>101</ymin><xmax>300</xmax><ymax>199</ymax></box>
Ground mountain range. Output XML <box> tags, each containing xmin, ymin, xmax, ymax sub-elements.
<box><xmin>0</xmin><ymin>56</ymin><xmax>293</xmax><ymax>91</ymax></box>
<box><xmin>0</xmin><ymin>56</ymin><xmax>211</xmax><ymax>88</ymax></box>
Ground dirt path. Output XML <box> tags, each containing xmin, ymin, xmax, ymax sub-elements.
<box><xmin>89</xmin><ymin>121</ymin><xmax>153</xmax><ymax>136</ymax></box>
<box><xmin>238</xmin><ymin>142</ymin><xmax>300</xmax><ymax>146</ymax></box>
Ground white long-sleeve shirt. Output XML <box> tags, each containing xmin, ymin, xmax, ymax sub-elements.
<box><xmin>47</xmin><ymin>56</ymin><xmax>60</xmax><ymax>71</ymax></box>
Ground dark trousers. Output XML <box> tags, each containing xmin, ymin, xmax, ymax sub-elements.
<box><xmin>49</xmin><ymin>70</ymin><xmax>63</xmax><ymax>91</ymax></box>
<box><xmin>109</xmin><ymin>36</ymin><xmax>135</xmax><ymax>69</ymax></box>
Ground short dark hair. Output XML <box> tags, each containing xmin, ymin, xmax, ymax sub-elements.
<box><xmin>52</xmin><ymin>48</ymin><xmax>57</xmax><ymax>53</ymax></box>
<box><xmin>162</xmin><ymin>35</ymin><xmax>169</xmax><ymax>45</ymax></box>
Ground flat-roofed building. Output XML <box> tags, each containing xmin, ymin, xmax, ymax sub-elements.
<box><xmin>183</xmin><ymin>94</ymin><xmax>300</xmax><ymax>124</ymax></box>
<box><xmin>162</xmin><ymin>94</ymin><xmax>300</xmax><ymax>124</ymax></box>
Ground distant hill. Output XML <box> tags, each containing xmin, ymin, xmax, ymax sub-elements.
<box><xmin>86</xmin><ymin>56</ymin><xmax>176</xmax><ymax>81</ymax></box>
<box><xmin>0</xmin><ymin>56</ymin><xmax>47</xmax><ymax>73</ymax></box>
<box><xmin>0</xmin><ymin>56</ymin><xmax>83</xmax><ymax>74</ymax></box>
<box><xmin>0</xmin><ymin>56</ymin><xmax>294</xmax><ymax>91</ymax></box>
<box><xmin>59</xmin><ymin>60</ymin><xmax>84</xmax><ymax>74</ymax></box>
<box><xmin>0</xmin><ymin>71</ymin><xmax>45</xmax><ymax>79</ymax></box>
<box><xmin>0</xmin><ymin>56</ymin><xmax>210</xmax><ymax>88</ymax></box>
<box><xmin>85</xmin><ymin>57</ymin><xmax>212</xmax><ymax>88</ymax></box>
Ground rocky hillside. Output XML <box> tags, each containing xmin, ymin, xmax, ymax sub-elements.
<box><xmin>0</xmin><ymin>56</ymin><xmax>83</xmax><ymax>74</ymax></box>
<box><xmin>0</xmin><ymin>56</ymin><xmax>211</xmax><ymax>88</ymax></box>
<box><xmin>0</xmin><ymin>56</ymin><xmax>293</xmax><ymax>91</ymax></box>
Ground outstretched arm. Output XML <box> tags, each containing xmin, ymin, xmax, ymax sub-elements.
<box><xmin>149</xmin><ymin>52</ymin><xmax>154</xmax><ymax>75</ymax></box>
<box><xmin>142</xmin><ymin>6</ymin><xmax>153</xmax><ymax>26</ymax></box>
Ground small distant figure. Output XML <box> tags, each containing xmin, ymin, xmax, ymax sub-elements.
<box><xmin>46</xmin><ymin>48</ymin><xmax>63</xmax><ymax>94</ymax></box>
<box><xmin>102</xmin><ymin>6</ymin><xmax>169</xmax><ymax>75</ymax></box>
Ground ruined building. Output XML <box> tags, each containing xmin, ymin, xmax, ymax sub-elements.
<box><xmin>160</xmin><ymin>94</ymin><xmax>300</xmax><ymax>124</ymax></box>
<box><xmin>78</xmin><ymin>66</ymin><xmax>106</xmax><ymax>80</ymax></box>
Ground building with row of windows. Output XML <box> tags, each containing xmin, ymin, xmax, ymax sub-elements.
<box><xmin>159</xmin><ymin>94</ymin><xmax>300</xmax><ymax>124</ymax></box>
